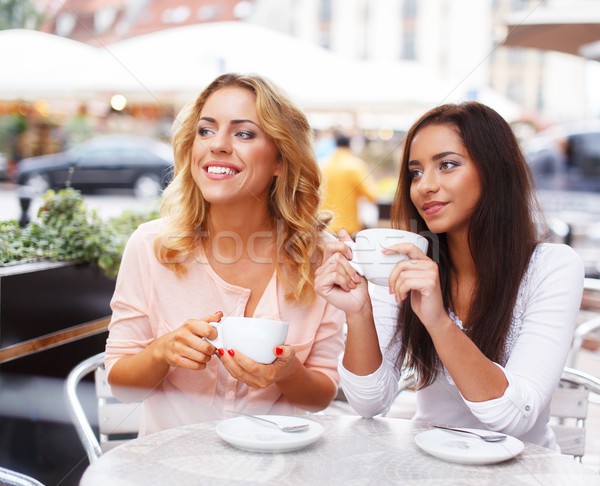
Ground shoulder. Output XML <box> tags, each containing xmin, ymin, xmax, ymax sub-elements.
<box><xmin>532</xmin><ymin>243</ymin><xmax>584</xmax><ymax>272</ymax></box>
<box><xmin>526</xmin><ymin>243</ymin><xmax>585</xmax><ymax>291</ymax></box>
<box><xmin>125</xmin><ymin>217</ymin><xmax>166</xmax><ymax>249</ymax></box>
<box><xmin>135</xmin><ymin>217</ymin><xmax>167</xmax><ymax>235</ymax></box>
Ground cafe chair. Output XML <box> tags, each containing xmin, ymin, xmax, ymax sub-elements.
<box><xmin>568</xmin><ymin>315</ymin><xmax>600</xmax><ymax>368</ymax></box>
<box><xmin>64</xmin><ymin>352</ymin><xmax>142</xmax><ymax>464</ymax></box>
<box><xmin>550</xmin><ymin>367</ymin><xmax>600</xmax><ymax>468</ymax></box>
<box><xmin>0</xmin><ymin>467</ymin><xmax>45</xmax><ymax>486</ymax></box>
<box><xmin>568</xmin><ymin>277</ymin><xmax>600</xmax><ymax>368</ymax></box>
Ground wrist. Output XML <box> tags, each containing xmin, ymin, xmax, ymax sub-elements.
<box><xmin>345</xmin><ymin>302</ymin><xmax>374</xmax><ymax>327</ymax></box>
<box><xmin>276</xmin><ymin>356</ymin><xmax>303</xmax><ymax>385</ymax></box>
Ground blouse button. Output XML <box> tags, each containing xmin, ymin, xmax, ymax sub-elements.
<box><xmin>525</xmin><ymin>405</ymin><xmax>531</xmax><ymax>411</ymax></box>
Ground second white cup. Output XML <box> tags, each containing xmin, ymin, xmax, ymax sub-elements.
<box><xmin>345</xmin><ymin>228</ymin><xmax>429</xmax><ymax>286</ymax></box>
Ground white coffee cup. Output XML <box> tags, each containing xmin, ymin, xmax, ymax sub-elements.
<box><xmin>345</xmin><ymin>228</ymin><xmax>429</xmax><ymax>286</ymax></box>
<box><xmin>206</xmin><ymin>316</ymin><xmax>289</xmax><ymax>364</ymax></box>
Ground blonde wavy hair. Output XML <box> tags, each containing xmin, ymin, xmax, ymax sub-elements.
<box><xmin>155</xmin><ymin>73</ymin><xmax>330</xmax><ymax>302</ymax></box>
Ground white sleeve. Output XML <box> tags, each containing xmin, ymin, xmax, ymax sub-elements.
<box><xmin>338</xmin><ymin>283</ymin><xmax>403</xmax><ymax>418</ymax></box>
<box><xmin>464</xmin><ymin>244</ymin><xmax>584</xmax><ymax>436</ymax></box>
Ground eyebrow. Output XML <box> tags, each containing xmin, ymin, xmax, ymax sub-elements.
<box><xmin>199</xmin><ymin>116</ymin><xmax>261</xmax><ymax>128</ymax></box>
<box><xmin>408</xmin><ymin>151</ymin><xmax>463</xmax><ymax>166</ymax></box>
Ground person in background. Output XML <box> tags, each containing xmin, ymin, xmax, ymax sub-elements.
<box><xmin>105</xmin><ymin>73</ymin><xmax>345</xmax><ymax>436</ymax></box>
<box><xmin>315</xmin><ymin>101</ymin><xmax>584</xmax><ymax>449</ymax></box>
<box><xmin>320</xmin><ymin>131</ymin><xmax>379</xmax><ymax>236</ymax></box>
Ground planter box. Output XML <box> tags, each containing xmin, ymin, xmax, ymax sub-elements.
<box><xmin>0</xmin><ymin>260</ymin><xmax>115</xmax><ymax>376</ymax></box>
<box><xmin>0</xmin><ymin>260</ymin><xmax>116</xmax><ymax>486</ymax></box>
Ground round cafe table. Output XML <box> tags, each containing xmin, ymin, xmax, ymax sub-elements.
<box><xmin>80</xmin><ymin>415</ymin><xmax>599</xmax><ymax>485</ymax></box>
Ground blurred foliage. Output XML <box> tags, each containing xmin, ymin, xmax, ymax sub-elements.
<box><xmin>0</xmin><ymin>0</ymin><xmax>41</xmax><ymax>30</ymax></box>
<box><xmin>0</xmin><ymin>188</ymin><xmax>159</xmax><ymax>279</ymax></box>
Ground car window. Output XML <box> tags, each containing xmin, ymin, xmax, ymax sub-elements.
<box><xmin>118</xmin><ymin>149</ymin><xmax>155</xmax><ymax>165</ymax></box>
<box><xmin>78</xmin><ymin>148</ymin><xmax>121</xmax><ymax>166</ymax></box>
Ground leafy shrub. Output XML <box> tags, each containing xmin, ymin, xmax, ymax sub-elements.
<box><xmin>0</xmin><ymin>188</ymin><xmax>159</xmax><ymax>278</ymax></box>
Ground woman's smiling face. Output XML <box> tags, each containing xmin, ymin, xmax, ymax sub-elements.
<box><xmin>191</xmin><ymin>86</ymin><xmax>280</xmax><ymax>207</ymax></box>
<box><xmin>408</xmin><ymin>123</ymin><xmax>482</xmax><ymax>237</ymax></box>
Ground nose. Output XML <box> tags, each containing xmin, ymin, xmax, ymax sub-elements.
<box><xmin>209</xmin><ymin>131</ymin><xmax>231</xmax><ymax>154</ymax></box>
<box><xmin>416</xmin><ymin>169</ymin><xmax>439</xmax><ymax>194</ymax></box>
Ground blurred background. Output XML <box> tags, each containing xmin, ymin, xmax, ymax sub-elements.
<box><xmin>2</xmin><ymin>1</ymin><xmax>600</xmax><ymax>256</ymax></box>
<box><xmin>2</xmin><ymin>1</ymin><xmax>600</xmax><ymax>484</ymax></box>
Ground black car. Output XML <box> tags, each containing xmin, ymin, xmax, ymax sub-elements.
<box><xmin>17</xmin><ymin>135</ymin><xmax>174</xmax><ymax>198</ymax></box>
<box><xmin>522</xmin><ymin>121</ymin><xmax>600</xmax><ymax>192</ymax></box>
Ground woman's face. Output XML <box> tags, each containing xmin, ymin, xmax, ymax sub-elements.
<box><xmin>407</xmin><ymin>123</ymin><xmax>481</xmax><ymax>237</ymax></box>
<box><xmin>191</xmin><ymin>86</ymin><xmax>280</xmax><ymax>207</ymax></box>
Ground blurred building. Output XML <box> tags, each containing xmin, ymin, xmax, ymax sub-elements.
<box><xmin>37</xmin><ymin>0</ymin><xmax>254</xmax><ymax>45</ymax></box>
<box><xmin>245</xmin><ymin>0</ymin><xmax>600</xmax><ymax>124</ymax></box>
<box><xmin>34</xmin><ymin>0</ymin><xmax>600</xmax><ymax>125</ymax></box>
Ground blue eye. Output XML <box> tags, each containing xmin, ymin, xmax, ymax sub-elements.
<box><xmin>198</xmin><ymin>127</ymin><xmax>213</xmax><ymax>137</ymax></box>
<box><xmin>236</xmin><ymin>131</ymin><xmax>255</xmax><ymax>140</ymax></box>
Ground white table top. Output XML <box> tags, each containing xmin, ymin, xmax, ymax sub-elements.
<box><xmin>81</xmin><ymin>415</ymin><xmax>599</xmax><ymax>485</ymax></box>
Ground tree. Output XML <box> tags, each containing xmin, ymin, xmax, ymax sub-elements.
<box><xmin>0</xmin><ymin>0</ymin><xmax>41</xmax><ymax>30</ymax></box>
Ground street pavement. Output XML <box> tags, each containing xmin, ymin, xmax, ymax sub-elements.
<box><xmin>0</xmin><ymin>182</ymin><xmax>159</xmax><ymax>223</ymax></box>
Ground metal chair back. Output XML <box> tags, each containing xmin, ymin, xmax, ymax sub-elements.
<box><xmin>64</xmin><ymin>352</ymin><xmax>141</xmax><ymax>464</ymax></box>
<box><xmin>550</xmin><ymin>367</ymin><xmax>600</xmax><ymax>467</ymax></box>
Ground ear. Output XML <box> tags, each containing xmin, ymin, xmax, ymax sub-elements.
<box><xmin>273</xmin><ymin>159</ymin><xmax>282</xmax><ymax>177</ymax></box>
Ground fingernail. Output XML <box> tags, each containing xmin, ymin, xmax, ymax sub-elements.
<box><xmin>228</xmin><ymin>349</ymin><xmax>235</xmax><ymax>357</ymax></box>
<box><xmin>275</xmin><ymin>347</ymin><xmax>283</xmax><ymax>356</ymax></box>
<box><xmin>217</xmin><ymin>348</ymin><xmax>224</xmax><ymax>357</ymax></box>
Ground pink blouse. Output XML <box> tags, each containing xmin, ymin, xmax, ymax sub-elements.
<box><xmin>105</xmin><ymin>219</ymin><xmax>345</xmax><ymax>436</ymax></box>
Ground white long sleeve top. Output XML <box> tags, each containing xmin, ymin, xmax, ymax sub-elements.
<box><xmin>339</xmin><ymin>243</ymin><xmax>584</xmax><ymax>449</ymax></box>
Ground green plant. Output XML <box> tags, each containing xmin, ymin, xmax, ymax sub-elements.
<box><xmin>0</xmin><ymin>188</ymin><xmax>159</xmax><ymax>278</ymax></box>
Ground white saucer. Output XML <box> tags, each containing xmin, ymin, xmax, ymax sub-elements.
<box><xmin>216</xmin><ymin>415</ymin><xmax>324</xmax><ymax>453</ymax></box>
<box><xmin>414</xmin><ymin>428</ymin><xmax>524</xmax><ymax>465</ymax></box>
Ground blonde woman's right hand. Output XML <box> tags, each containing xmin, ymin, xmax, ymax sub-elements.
<box><xmin>152</xmin><ymin>311</ymin><xmax>223</xmax><ymax>370</ymax></box>
<box><xmin>315</xmin><ymin>230</ymin><xmax>370</xmax><ymax>314</ymax></box>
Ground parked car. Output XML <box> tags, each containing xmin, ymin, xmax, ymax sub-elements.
<box><xmin>522</xmin><ymin>121</ymin><xmax>600</xmax><ymax>192</ymax></box>
<box><xmin>16</xmin><ymin>135</ymin><xmax>174</xmax><ymax>198</ymax></box>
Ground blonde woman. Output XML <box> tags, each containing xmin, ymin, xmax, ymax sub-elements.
<box><xmin>105</xmin><ymin>73</ymin><xmax>344</xmax><ymax>436</ymax></box>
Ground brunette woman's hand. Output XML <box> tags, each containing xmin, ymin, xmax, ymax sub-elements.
<box><xmin>386</xmin><ymin>244</ymin><xmax>448</xmax><ymax>330</ymax></box>
<box><xmin>314</xmin><ymin>230</ymin><xmax>370</xmax><ymax>315</ymax></box>
<box><xmin>151</xmin><ymin>311</ymin><xmax>223</xmax><ymax>370</ymax></box>
<box><xmin>216</xmin><ymin>344</ymin><xmax>299</xmax><ymax>388</ymax></box>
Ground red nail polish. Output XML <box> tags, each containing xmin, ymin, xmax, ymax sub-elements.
<box><xmin>275</xmin><ymin>347</ymin><xmax>283</xmax><ymax>356</ymax></box>
<box><xmin>217</xmin><ymin>348</ymin><xmax>224</xmax><ymax>356</ymax></box>
<box><xmin>228</xmin><ymin>349</ymin><xmax>235</xmax><ymax>357</ymax></box>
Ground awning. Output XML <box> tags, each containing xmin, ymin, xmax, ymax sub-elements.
<box><xmin>502</xmin><ymin>8</ymin><xmax>600</xmax><ymax>58</ymax></box>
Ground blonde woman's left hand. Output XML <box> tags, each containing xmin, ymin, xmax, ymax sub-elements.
<box><xmin>386</xmin><ymin>243</ymin><xmax>448</xmax><ymax>330</ymax></box>
<box><xmin>216</xmin><ymin>344</ymin><xmax>299</xmax><ymax>388</ymax></box>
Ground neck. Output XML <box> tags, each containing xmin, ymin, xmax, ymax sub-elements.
<box><xmin>206</xmin><ymin>204</ymin><xmax>277</xmax><ymax>260</ymax></box>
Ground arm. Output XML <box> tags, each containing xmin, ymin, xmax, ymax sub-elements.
<box><xmin>338</xmin><ymin>284</ymin><xmax>403</xmax><ymax>417</ymax></box>
<box><xmin>109</xmin><ymin>312</ymin><xmax>223</xmax><ymax>402</ymax></box>
<box><xmin>314</xmin><ymin>231</ymin><xmax>402</xmax><ymax>417</ymax></box>
<box><xmin>388</xmin><ymin>243</ymin><xmax>509</xmax><ymax>402</ymax></box>
<box><xmin>465</xmin><ymin>245</ymin><xmax>584</xmax><ymax>435</ymax></box>
<box><xmin>105</xmin><ymin>225</ymin><xmax>221</xmax><ymax>401</ymax></box>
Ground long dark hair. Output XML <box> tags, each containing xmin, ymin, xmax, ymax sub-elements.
<box><xmin>390</xmin><ymin>101</ymin><xmax>542</xmax><ymax>388</ymax></box>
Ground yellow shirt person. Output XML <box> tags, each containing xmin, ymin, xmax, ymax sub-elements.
<box><xmin>320</xmin><ymin>134</ymin><xmax>379</xmax><ymax>236</ymax></box>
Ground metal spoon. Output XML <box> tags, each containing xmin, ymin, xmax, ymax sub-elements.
<box><xmin>433</xmin><ymin>425</ymin><xmax>507</xmax><ymax>442</ymax></box>
<box><xmin>227</xmin><ymin>411</ymin><xmax>310</xmax><ymax>433</ymax></box>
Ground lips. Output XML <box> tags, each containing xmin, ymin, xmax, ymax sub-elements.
<box><xmin>422</xmin><ymin>201</ymin><xmax>447</xmax><ymax>215</ymax></box>
<box><xmin>204</xmin><ymin>162</ymin><xmax>241</xmax><ymax>176</ymax></box>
